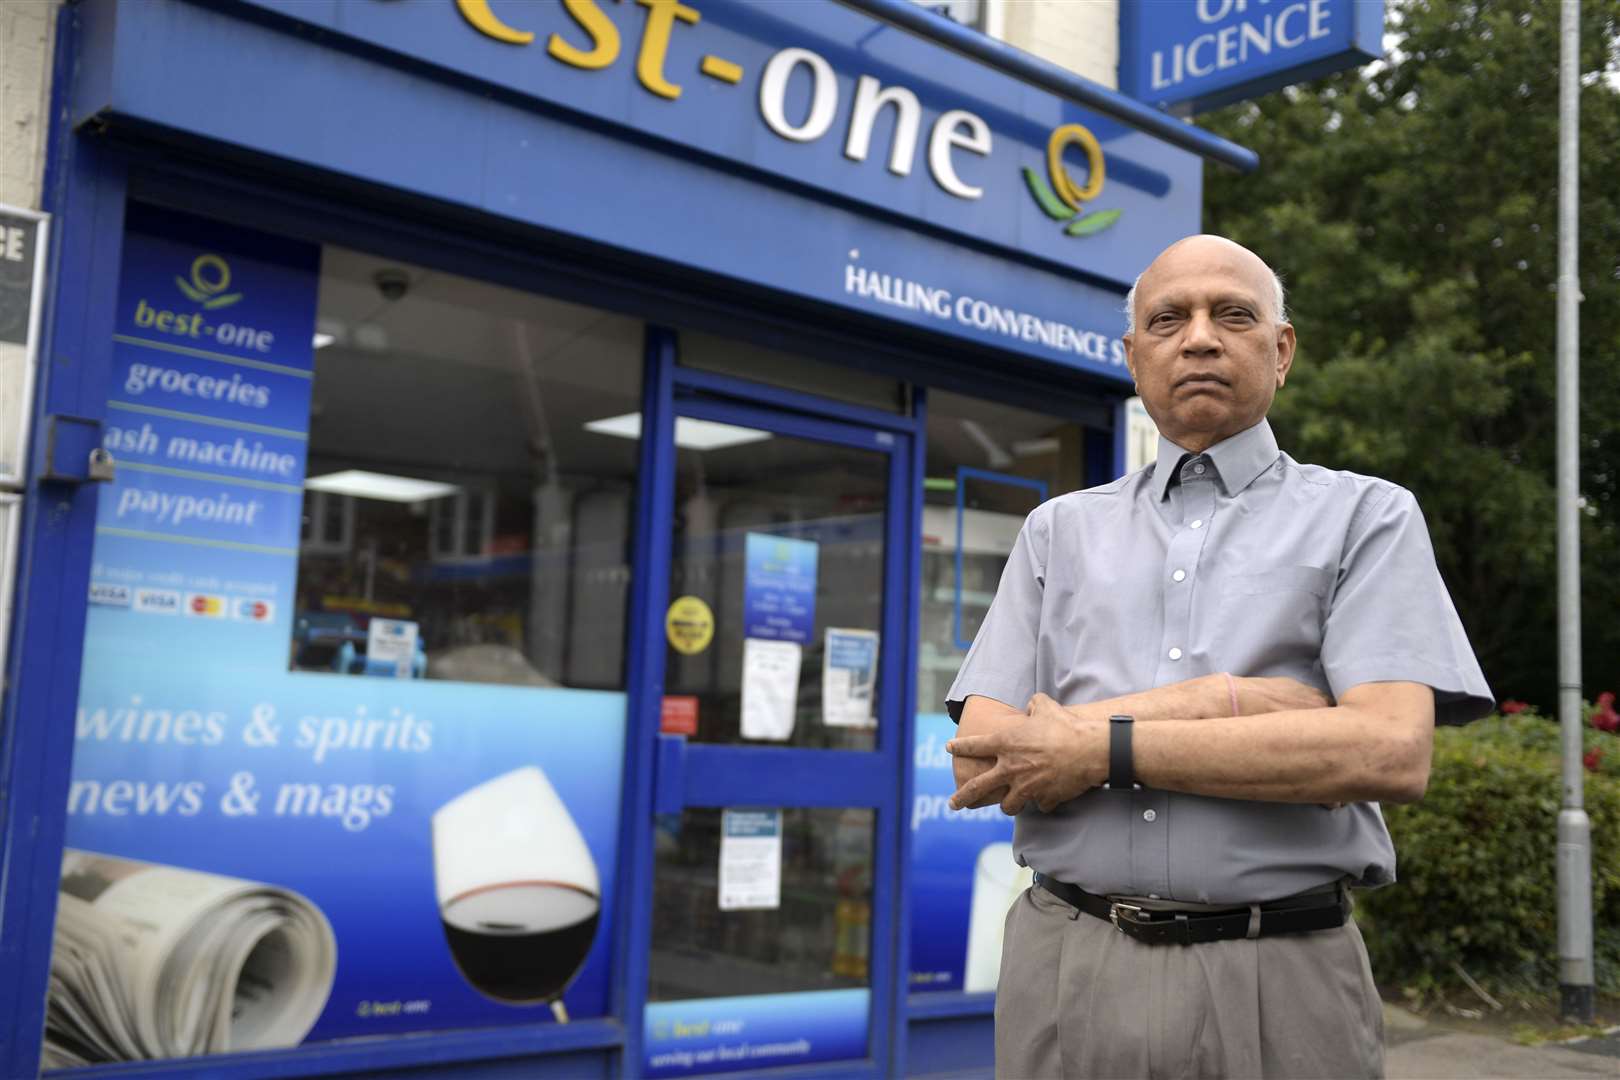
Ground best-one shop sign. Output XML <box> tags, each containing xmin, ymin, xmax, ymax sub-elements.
<box><xmin>180</xmin><ymin>0</ymin><xmax>1203</xmax><ymax>380</ymax></box>
<box><xmin>455</xmin><ymin>0</ymin><xmax>1122</xmax><ymax>234</ymax></box>
<box><xmin>1120</xmin><ymin>0</ymin><xmax>1384</xmax><ymax>115</ymax></box>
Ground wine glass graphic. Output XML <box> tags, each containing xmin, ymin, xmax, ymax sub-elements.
<box><xmin>432</xmin><ymin>766</ymin><xmax>601</xmax><ymax>1022</ymax></box>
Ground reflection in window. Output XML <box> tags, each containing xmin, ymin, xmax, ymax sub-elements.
<box><xmin>649</xmin><ymin>808</ymin><xmax>874</xmax><ymax>1001</ymax></box>
<box><xmin>291</xmin><ymin>250</ymin><xmax>641</xmax><ymax>690</ymax></box>
<box><xmin>665</xmin><ymin>432</ymin><xmax>888</xmax><ymax>751</ymax></box>
<box><xmin>919</xmin><ymin>391</ymin><xmax>1089</xmax><ymax>712</ymax></box>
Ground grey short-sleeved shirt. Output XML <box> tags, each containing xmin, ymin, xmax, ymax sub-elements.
<box><xmin>946</xmin><ymin>419</ymin><xmax>1492</xmax><ymax>904</ymax></box>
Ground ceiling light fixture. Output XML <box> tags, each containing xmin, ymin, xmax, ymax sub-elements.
<box><xmin>305</xmin><ymin>470</ymin><xmax>460</xmax><ymax>503</ymax></box>
<box><xmin>584</xmin><ymin>413</ymin><xmax>773</xmax><ymax>452</ymax></box>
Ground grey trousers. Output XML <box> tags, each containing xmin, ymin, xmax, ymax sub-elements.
<box><xmin>995</xmin><ymin>884</ymin><xmax>1385</xmax><ymax>1079</ymax></box>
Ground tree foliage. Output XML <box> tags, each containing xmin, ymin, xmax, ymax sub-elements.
<box><xmin>1201</xmin><ymin>0</ymin><xmax>1620</xmax><ymax>707</ymax></box>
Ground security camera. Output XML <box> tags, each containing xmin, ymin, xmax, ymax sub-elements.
<box><xmin>373</xmin><ymin>268</ymin><xmax>410</xmax><ymax>302</ymax></box>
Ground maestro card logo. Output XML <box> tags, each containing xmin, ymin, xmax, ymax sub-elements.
<box><xmin>233</xmin><ymin>598</ymin><xmax>275</xmax><ymax>623</ymax></box>
<box><xmin>1022</xmin><ymin>124</ymin><xmax>1121</xmax><ymax>239</ymax></box>
<box><xmin>174</xmin><ymin>254</ymin><xmax>243</xmax><ymax>310</ymax></box>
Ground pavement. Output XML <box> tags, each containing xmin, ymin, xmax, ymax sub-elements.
<box><xmin>1384</xmin><ymin>1003</ymin><xmax>1620</xmax><ymax>1079</ymax></box>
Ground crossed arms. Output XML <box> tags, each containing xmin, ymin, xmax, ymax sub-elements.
<box><xmin>947</xmin><ymin>674</ymin><xmax>1434</xmax><ymax>815</ymax></box>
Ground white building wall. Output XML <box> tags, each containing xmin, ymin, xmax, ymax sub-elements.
<box><xmin>1</xmin><ymin>1</ymin><xmax>58</xmax><ymax>211</ymax></box>
<box><xmin>998</xmin><ymin>0</ymin><xmax>1119</xmax><ymax>89</ymax></box>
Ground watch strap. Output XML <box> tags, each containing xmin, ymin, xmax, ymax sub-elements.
<box><xmin>1106</xmin><ymin>714</ymin><xmax>1138</xmax><ymax>790</ymax></box>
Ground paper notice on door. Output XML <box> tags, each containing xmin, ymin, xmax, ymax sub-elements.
<box><xmin>367</xmin><ymin>617</ymin><xmax>418</xmax><ymax>678</ymax></box>
<box><xmin>822</xmin><ymin>628</ymin><xmax>879</xmax><ymax>728</ymax></box>
<box><xmin>719</xmin><ymin>809</ymin><xmax>782</xmax><ymax>910</ymax></box>
<box><xmin>740</xmin><ymin>637</ymin><xmax>801</xmax><ymax>741</ymax></box>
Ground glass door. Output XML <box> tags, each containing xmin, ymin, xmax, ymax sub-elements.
<box><xmin>640</xmin><ymin>393</ymin><xmax>910</xmax><ymax>1079</ymax></box>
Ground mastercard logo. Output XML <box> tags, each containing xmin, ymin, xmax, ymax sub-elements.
<box><xmin>185</xmin><ymin>593</ymin><xmax>227</xmax><ymax>618</ymax></box>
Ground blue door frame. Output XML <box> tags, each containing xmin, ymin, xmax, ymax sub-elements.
<box><xmin>617</xmin><ymin>359</ymin><xmax>925</xmax><ymax>1079</ymax></box>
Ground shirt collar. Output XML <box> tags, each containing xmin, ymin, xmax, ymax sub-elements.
<box><xmin>1150</xmin><ymin>418</ymin><xmax>1281</xmax><ymax>501</ymax></box>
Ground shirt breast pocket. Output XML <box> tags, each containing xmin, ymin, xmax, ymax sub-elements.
<box><xmin>1216</xmin><ymin>565</ymin><xmax>1334</xmax><ymax>673</ymax></box>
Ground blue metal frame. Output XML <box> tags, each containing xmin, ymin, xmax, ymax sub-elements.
<box><xmin>0</xmin><ymin>13</ymin><xmax>127</xmax><ymax>1072</ymax></box>
<box><xmin>615</xmin><ymin>326</ymin><xmax>681</xmax><ymax>1078</ymax></box>
<box><xmin>624</xmin><ymin>367</ymin><xmax>920</xmax><ymax>1079</ymax></box>
<box><xmin>951</xmin><ymin>467</ymin><xmax>1048</xmax><ymax>651</ymax></box>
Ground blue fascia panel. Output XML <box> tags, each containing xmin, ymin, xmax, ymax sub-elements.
<box><xmin>78</xmin><ymin>0</ymin><xmax>1207</xmax><ymax>389</ymax></box>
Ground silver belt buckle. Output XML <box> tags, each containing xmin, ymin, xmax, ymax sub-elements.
<box><xmin>1108</xmin><ymin>901</ymin><xmax>1145</xmax><ymax>932</ymax></box>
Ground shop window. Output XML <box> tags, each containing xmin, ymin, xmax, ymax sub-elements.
<box><xmin>648</xmin><ymin>807</ymin><xmax>874</xmax><ymax>1002</ymax></box>
<box><xmin>908</xmin><ymin>389</ymin><xmax>1089</xmax><ymax>998</ymax></box>
<box><xmin>54</xmin><ymin>205</ymin><xmax>639</xmax><ymax>1069</ymax></box>
<box><xmin>292</xmin><ymin>246</ymin><xmax>642</xmax><ymax>690</ymax></box>
<box><xmin>663</xmin><ymin>430</ymin><xmax>887</xmax><ymax>752</ymax></box>
<box><xmin>677</xmin><ymin>330</ymin><xmax>907</xmax><ymax>415</ymax></box>
<box><xmin>917</xmin><ymin>390</ymin><xmax>1086</xmax><ymax>714</ymax></box>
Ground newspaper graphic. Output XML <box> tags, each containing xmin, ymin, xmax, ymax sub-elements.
<box><xmin>44</xmin><ymin>850</ymin><xmax>337</xmax><ymax>1068</ymax></box>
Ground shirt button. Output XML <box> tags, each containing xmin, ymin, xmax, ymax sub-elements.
<box><xmin>1143</xmin><ymin>809</ymin><xmax>1158</xmax><ymax>822</ymax></box>
<box><xmin>1172</xmin><ymin>569</ymin><xmax>1187</xmax><ymax>582</ymax></box>
<box><xmin>1167</xmin><ymin>647</ymin><xmax>1183</xmax><ymax>660</ymax></box>
<box><xmin>1193</xmin><ymin>463</ymin><xmax>1206</xmax><ymax>475</ymax></box>
<box><xmin>1190</xmin><ymin>519</ymin><xmax>1204</xmax><ymax>530</ymax></box>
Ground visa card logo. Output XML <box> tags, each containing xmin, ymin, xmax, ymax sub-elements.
<box><xmin>88</xmin><ymin>583</ymin><xmax>133</xmax><ymax>607</ymax></box>
<box><xmin>185</xmin><ymin>593</ymin><xmax>228</xmax><ymax>618</ymax></box>
<box><xmin>134</xmin><ymin>588</ymin><xmax>182</xmax><ymax>615</ymax></box>
<box><xmin>232</xmin><ymin>598</ymin><xmax>275</xmax><ymax>623</ymax></box>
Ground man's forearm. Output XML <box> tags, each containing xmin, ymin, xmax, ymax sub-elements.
<box><xmin>948</xmin><ymin>682</ymin><xmax>1434</xmax><ymax>813</ymax></box>
<box><xmin>952</xmin><ymin>674</ymin><xmax>1328</xmax><ymax>793</ymax></box>
<box><xmin>1133</xmin><ymin>689</ymin><xmax>1432</xmax><ymax>804</ymax></box>
<box><xmin>1063</xmin><ymin>673</ymin><xmax>1330</xmax><ymax>725</ymax></box>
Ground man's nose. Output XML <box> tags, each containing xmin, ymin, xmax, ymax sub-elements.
<box><xmin>1181</xmin><ymin>311</ymin><xmax>1222</xmax><ymax>355</ymax></box>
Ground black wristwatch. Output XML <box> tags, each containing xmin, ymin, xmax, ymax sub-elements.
<box><xmin>1105</xmin><ymin>714</ymin><xmax>1139</xmax><ymax>790</ymax></box>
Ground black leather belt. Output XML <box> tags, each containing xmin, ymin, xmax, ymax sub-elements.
<box><xmin>1032</xmin><ymin>873</ymin><xmax>1349</xmax><ymax>946</ymax></box>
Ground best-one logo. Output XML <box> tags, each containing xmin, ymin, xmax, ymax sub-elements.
<box><xmin>128</xmin><ymin>251</ymin><xmax>278</xmax><ymax>354</ymax></box>
<box><xmin>1022</xmin><ymin>125</ymin><xmax>1121</xmax><ymax>239</ymax></box>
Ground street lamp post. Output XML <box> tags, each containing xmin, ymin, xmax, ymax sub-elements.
<box><xmin>1555</xmin><ymin>0</ymin><xmax>1594</xmax><ymax>1026</ymax></box>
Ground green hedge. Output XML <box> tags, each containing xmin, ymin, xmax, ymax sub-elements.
<box><xmin>1357</xmin><ymin>712</ymin><xmax>1620</xmax><ymax>997</ymax></box>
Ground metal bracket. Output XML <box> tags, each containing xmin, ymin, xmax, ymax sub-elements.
<box><xmin>40</xmin><ymin>414</ymin><xmax>112</xmax><ymax>485</ymax></box>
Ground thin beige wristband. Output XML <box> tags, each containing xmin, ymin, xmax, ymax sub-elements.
<box><xmin>1224</xmin><ymin>672</ymin><xmax>1239</xmax><ymax>717</ymax></box>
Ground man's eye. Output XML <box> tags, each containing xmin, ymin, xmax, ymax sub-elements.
<box><xmin>1222</xmin><ymin>310</ymin><xmax>1255</xmax><ymax>322</ymax></box>
<box><xmin>1150</xmin><ymin>313</ymin><xmax>1179</xmax><ymax>328</ymax></box>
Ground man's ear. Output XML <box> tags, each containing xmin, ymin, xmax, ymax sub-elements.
<box><xmin>1123</xmin><ymin>333</ymin><xmax>1137</xmax><ymax>385</ymax></box>
<box><xmin>1274</xmin><ymin>323</ymin><xmax>1296</xmax><ymax>388</ymax></box>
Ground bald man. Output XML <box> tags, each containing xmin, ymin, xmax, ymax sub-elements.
<box><xmin>944</xmin><ymin>236</ymin><xmax>1491</xmax><ymax>1078</ymax></box>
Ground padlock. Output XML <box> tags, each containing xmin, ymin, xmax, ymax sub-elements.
<box><xmin>87</xmin><ymin>447</ymin><xmax>116</xmax><ymax>483</ymax></box>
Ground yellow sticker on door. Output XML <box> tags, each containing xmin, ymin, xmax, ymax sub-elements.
<box><xmin>665</xmin><ymin>595</ymin><xmax>715</xmax><ymax>655</ymax></box>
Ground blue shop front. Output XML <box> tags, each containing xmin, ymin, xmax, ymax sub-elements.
<box><xmin>0</xmin><ymin>1</ymin><xmax>1215</xmax><ymax>1076</ymax></box>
